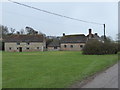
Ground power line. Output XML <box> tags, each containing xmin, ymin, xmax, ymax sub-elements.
<box><xmin>8</xmin><ymin>0</ymin><xmax>103</xmax><ymax>25</ymax></box>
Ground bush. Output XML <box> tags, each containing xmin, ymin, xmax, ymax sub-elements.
<box><xmin>82</xmin><ymin>39</ymin><xmax>118</xmax><ymax>55</ymax></box>
<box><xmin>0</xmin><ymin>41</ymin><xmax>2</xmax><ymax>50</ymax></box>
<box><xmin>118</xmin><ymin>43</ymin><xmax>120</xmax><ymax>52</ymax></box>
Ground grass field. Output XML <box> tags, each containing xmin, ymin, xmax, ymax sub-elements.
<box><xmin>0</xmin><ymin>51</ymin><xmax>2</xmax><ymax>89</ymax></box>
<box><xmin>2</xmin><ymin>51</ymin><xmax>118</xmax><ymax>88</ymax></box>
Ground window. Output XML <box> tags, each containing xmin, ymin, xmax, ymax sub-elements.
<box><xmin>17</xmin><ymin>42</ymin><xmax>20</xmax><ymax>45</ymax></box>
<box><xmin>37</xmin><ymin>47</ymin><xmax>39</xmax><ymax>49</ymax></box>
<box><xmin>54</xmin><ymin>46</ymin><xmax>57</xmax><ymax>49</ymax></box>
<box><xmin>26</xmin><ymin>47</ymin><xmax>29</xmax><ymax>50</ymax></box>
<box><xmin>80</xmin><ymin>45</ymin><xmax>83</xmax><ymax>48</ymax></box>
<box><xmin>9</xmin><ymin>47</ymin><xmax>11</xmax><ymax>50</ymax></box>
<box><xmin>70</xmin><ymin>45</ymin><xmax>73</xmax><ymax>48</ymax></box>
<box><xmin>27</xmin><ymin>42</ymin><xmax>30</xmax><ymax>45</ymax></box>
<box><xmin>64</xmin><ymin>45</ymin><xmax>67</xmax><ymax>48</ymax></box>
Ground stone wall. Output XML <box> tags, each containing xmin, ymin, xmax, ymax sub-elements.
<box><xmin>60</xmin><ymin>43</ymin><xmax>85</xmax><ymax>51</ymax></box>
<box><xmin>5</xmin><ymin>42</ymin><xmax>46</xmax><ymax>52</ymax></box>
<box><xmin>47</xmin><ymin>47</ymin><xmax>60</xmax><ymax>51</ymax></box>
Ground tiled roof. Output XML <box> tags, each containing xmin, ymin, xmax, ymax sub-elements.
<box><xmin>87</xmin><ymin>34</ymin><xmax>102</xmax><ymax>41</ymax></box>
<box><xmin>93</xmin><ymin>34</ymin><xmax>102</xmax><ymax>40</ymax></box>
<box><xmin>48</xmin><ymin>40</ymin><xmax>60</xmax><ymax>47</ymax></box>
<box><xmin>3</xmin><ymin>35</ymin><xmax>45</xmax><ymax>42</ymax></box>
<box><xmin>61</xmin><ymin>34</ymin><xmax>87</xmax><ymax>43</ymax></box>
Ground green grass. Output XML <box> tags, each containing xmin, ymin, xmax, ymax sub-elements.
<box><xmin>0</xmin><ymin>51</ymin><xmax>2</xmax><ymax>89</ymax></box>
<box><xmin>2</xmin><ymin>51</ymin><xmax>118</xmax><ymax>88</ymax></box>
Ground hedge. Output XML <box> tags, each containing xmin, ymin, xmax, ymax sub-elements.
<box><xmin>82</xmin><ymin>39</ymin><xmax>118</xmax><ymax>55</ymax></box>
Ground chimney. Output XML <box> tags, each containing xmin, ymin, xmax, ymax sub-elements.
<box><xmin>95</xmin><ymin>33</ymin><xmax>98</xmax><ymax>36</ymax></box>
<box><xmin>63</xmin><ymin>33</ymin><xmax>65</xmax><ymax>36</ymax></box>
<box><xmin>88</xmin><ymin>29</ymin><xmax>92</xmax><ymax>34</ymax></box>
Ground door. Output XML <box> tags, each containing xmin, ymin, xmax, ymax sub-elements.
<box><xmin>19</xmin><ymin>47</ymin><xmax>22</xmax><ymax>52</ymax></box>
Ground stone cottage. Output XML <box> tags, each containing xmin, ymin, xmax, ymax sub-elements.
<box><xmin>60</xmin><ymin>34</ymin><xmax>87</xmax><ymax>51</ymax></box>
<box><xmin>4</xmin><ymin>34</ymin><xmax>46</xmax><ymax>52</ymax></box>
<box><xmin>87</xmin><ymin>29</ymin><xmax>102</xmax><ymax>41</ymax></box>
<box><xmin>47</xmin><ymin>39</ymin><xmax>60</xmax><ymax>51</ymax></box>
<box><xmin>60</xmin><ymin>29</ymin><xmax>102</xmax><ymax>51</ymax></box>
<box><xmin>3</xmin><ymin>29</ymin><xmax>102</xmax><ymax>52</ymax></box>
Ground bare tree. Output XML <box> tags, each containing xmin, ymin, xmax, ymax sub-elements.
<box><xmin>0</xmin><ymin>25</ymin><xmax>9</xmax><ymax>36</ymax></box>
<box><xmin>10</xmin><ymin>28</ymin><xmax>16</xmax><ymax>34</ymax></box>
<box><xmin>20</xmin><ymin>29</ymin><xmax>25</xmax><ymax>34</ymax></box>
<box><xmin>25</xmin><ymin>26</ymin><xmax>38</xmax><ymax>35</ymax></box>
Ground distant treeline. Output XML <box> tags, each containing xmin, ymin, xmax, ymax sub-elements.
<box><xmin>0</xmin><ymin>25</ymin><xmax>44</xmax><ymax>36</ymax></box>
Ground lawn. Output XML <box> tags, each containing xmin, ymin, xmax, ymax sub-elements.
<box><xmin>2</xmin><ymin>51</ymin><xmax>118</xmax><ymax>88</ymax></box>
<box><xmin>0</xmin><ymin>51</ymin><xmax>2</xmax><ymax>89</ymax></box>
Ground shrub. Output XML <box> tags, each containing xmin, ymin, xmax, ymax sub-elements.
<box><xmin>0</xmin><ymin>41</ymin><xmax>2</xmax><ymax>50</ymax></box>
<box><xmin>82</xmin><ymin>39</ymin><xmax>118</xmax><ymax>55</ymax></box>
<box><xmin>118</xmin><ymin>43</ymin><xmax>120</xmax><ymax>52</ymax></box>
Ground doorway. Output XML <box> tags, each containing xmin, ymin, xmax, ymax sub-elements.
<box><xmin>19</xmin><ymin>47</ymin><xmax>22</xmax><ymax>52</ymax></box>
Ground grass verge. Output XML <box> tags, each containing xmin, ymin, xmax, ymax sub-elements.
<box><xmin>2</xmin><ymin>51</ymin><xmax>118</xmax><ymax>88</ymax></box>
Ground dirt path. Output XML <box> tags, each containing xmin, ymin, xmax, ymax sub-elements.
<box><xmin>70</xmin><ymin>63</ymin><xmax>118</xmax><ymax>88</ymax></box>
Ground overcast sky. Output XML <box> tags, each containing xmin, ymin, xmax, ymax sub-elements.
<box><xmin>1</xmin><ymin>2</ymin><xmax>118</xmax><ymax>40</ymax></box>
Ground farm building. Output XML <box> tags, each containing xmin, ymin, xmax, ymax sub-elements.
<box><xmin>2</xmin><ymin>29</ymin><xmax>102</xmax><ymax>52</ymax></box>
<box><xmin>60</xmin><ymin>29</ymin><xmax>102</xmax><ymax>51</ymax></box>
<box><xmin>47</xmin><ymin>39</ymin><xmax>60</xmax><ymax>51</ymax></box>
<box><xmin>60</xmin><ymin>34</ymin><xmax>87</xmax><ymax>51</ymax></box>
<box><xmin>4</xmin><ymin>35</ymin><xmax>46</xmax><ymax>52</ymax></box>
<box><xmin>87</xmin><ymin>29</ymin><xmax>102</xmax><ymax>41</ymax></box>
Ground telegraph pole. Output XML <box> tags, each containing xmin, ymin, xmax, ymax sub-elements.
<box><xmin>103</xmin><ymin>24</ymin><xmax>106</xmax><ymax>40</ymax></box>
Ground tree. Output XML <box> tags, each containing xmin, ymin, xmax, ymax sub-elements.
<box><xmin>101</xmin><ymin>35</ymin><xmax>113</xmax><ymax>43</ymax></box>
<box><xmin>19</xmin><ymin>29</ymin><xmax>25</xmax><ymax>34</ymax></box>
<box><xmin>82</xmin><ymin>39</ymin><xmax>118</xmax><ymax>55</ymax></box>
<box><xmin>10</xmin><ymin>28</ymin><xmax>16</xmax><ymax>34</ymax></box>
<box><xmin>0</xmin><ymin>25</ymin><xmax>9</xmax><ymax>51</ymax></box>
<box><xmin>0</xmin><ymin>25</ymin><xmax>9</xmax><ymax>36</ymax></box>
<box><xmin>25</xmin><ymin>26</ymin><xmax>38</xmax><ymax>35</ymax></box>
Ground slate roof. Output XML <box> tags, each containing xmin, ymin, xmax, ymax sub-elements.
<box><xmin>93</xmin><ymin>34</ymin><xmax>102</xmax><ymax>41</ymax></box>
<box><xmin>3</xmin><ymin>35</ymin><xmax>45</xmax><ymax>42</ymax></box>
<box><xmin>87</xmin><ymin>34</ymin><xmax>102</xmax><ymax>41</ymax></box>
<box><xmin>47</xmin><ymin>40</ymin><xmax>60</xmax><ymax>47</ymax></box>
<box><xmin>61</xmin><ymin>34</ymin><xmax>87</xmax><ymax>43</ymax></box>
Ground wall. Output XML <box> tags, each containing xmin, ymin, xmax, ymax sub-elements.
<box><xmin>60</xmin><ymin>43</ymin><xmax>85</xmax><ymax>51</ymax></box>
<box><xmin>5</xmin><ymin>42</ymin><xmax>45</xmax><ymax>52</ymax></box>
<box><xmin>47</xmin><ymin>47</ymin><xmax>60</xmax><ymax>51</ymax></box>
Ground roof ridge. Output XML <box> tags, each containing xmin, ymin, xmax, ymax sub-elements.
<box><xmin>64</xmin><ymin>34</ymin><xmax>86</xmax><ymax>37</ymax></box>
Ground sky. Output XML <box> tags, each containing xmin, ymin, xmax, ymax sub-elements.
<box><xmin>1</xmin><ymin>1</ymin><xmax>118</xmax><ymax>40</ymax></box>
